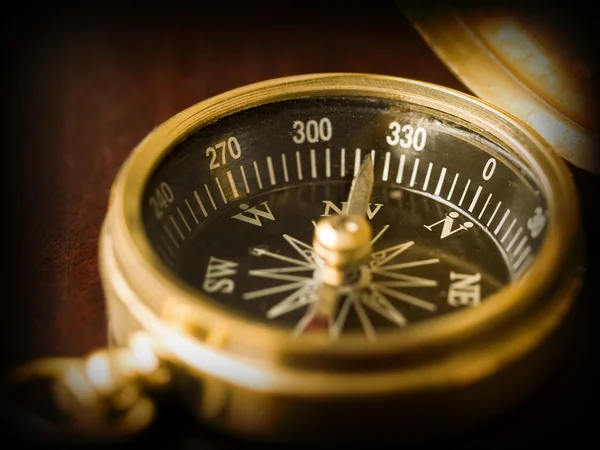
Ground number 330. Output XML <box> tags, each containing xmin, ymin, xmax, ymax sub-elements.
<box><xmin>386</xmin><ymin>121</ymin><xmax>427</xmax><ymax>151</ymax></box>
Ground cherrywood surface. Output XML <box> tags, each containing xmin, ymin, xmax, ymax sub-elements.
<box><xmin>3</xmin><ymin>2</ymin><xmax>598</xmax><ymax>448</ymax></box>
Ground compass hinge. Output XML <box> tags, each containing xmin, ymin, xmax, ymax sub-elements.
<box><xmin>8</xmin><ymin>331</ymin><xmax>171</xmax><ymax>437</ymax></box>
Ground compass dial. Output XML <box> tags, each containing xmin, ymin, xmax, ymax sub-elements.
<box><xmin>140</xmin><ymin>96</ymin><xmax>547</xmax><ymax>339</ymax></box>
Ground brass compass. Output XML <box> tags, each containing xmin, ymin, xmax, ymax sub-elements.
<box><xmin>95</xmin><ymin>73</ymin><xmax>581</xmax><ymax>442</ymax></box>
<box><xmin>8</xmin><ymin>3</ymin><xmax>594</xmax><ymax>446</ymax></box>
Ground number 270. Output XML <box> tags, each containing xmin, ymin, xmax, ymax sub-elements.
<box><xmin>206</xmin><ymin>137</ymin><xmax>242</xmax><ymax>170</ymax></box>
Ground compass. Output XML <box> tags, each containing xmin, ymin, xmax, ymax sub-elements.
<box><xmin>92</xmin><ymin>73</ymin><xmax>581</xmax><ymax>442</ymax></box>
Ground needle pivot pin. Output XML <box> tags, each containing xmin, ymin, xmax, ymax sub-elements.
<box><xmin>313</xmin><ymin>214</ymin><xmax>372</xmax><ymax>286</ymax></box>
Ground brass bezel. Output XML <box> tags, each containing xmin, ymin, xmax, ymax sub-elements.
<box><xmin>100</xmin><ymin>73</ymin><xmax>581</xmax><ymax>407</ymax></box>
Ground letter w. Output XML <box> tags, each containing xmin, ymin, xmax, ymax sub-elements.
<box><xmin>232</xmin><ymin>202</ymin><xmax>275</xmax><ymax>227</ymax></box>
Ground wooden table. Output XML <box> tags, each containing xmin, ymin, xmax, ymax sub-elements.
<box><xmin>4</xmin><ymin>2</ymin><xmax>598</xmax><ymax>448</ymax></box>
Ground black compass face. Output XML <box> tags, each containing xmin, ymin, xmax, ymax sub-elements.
<box><xmin>175</xmin><ymin>183</ymin><xmax>510</xmax><ymax>334</ymax></box>
<box><xmin>141</xmin><ymin>96</ymin><xmax>548</xmax><ymax>338</ymax></box>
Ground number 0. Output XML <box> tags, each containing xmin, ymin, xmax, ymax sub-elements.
<box><xmin>482</xmin><ymin>158</ymin><xmax>496</xmax><ymax>180</ymax></box>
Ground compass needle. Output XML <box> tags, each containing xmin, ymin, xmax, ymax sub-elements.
<box><xmin>299</xmin><ymin>156</ymin><xmax>376</xmax><ymax>332</ymax></box>
<box><xmin>346</xmin><ymin>155</ymin><xmax>375</xmax><ymax>218</ymax></box>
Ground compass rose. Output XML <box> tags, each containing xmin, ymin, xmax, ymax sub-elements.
<box><xmin>242</xmin><ymin>226</ymin><xmax>439</xmax><ymax>340</ymax></box>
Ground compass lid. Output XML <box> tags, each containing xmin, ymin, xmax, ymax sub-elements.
<box><xmin>403</xmin><ymin>1</ymin><xmax>599</xmax><ymax>174</ymax></box>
